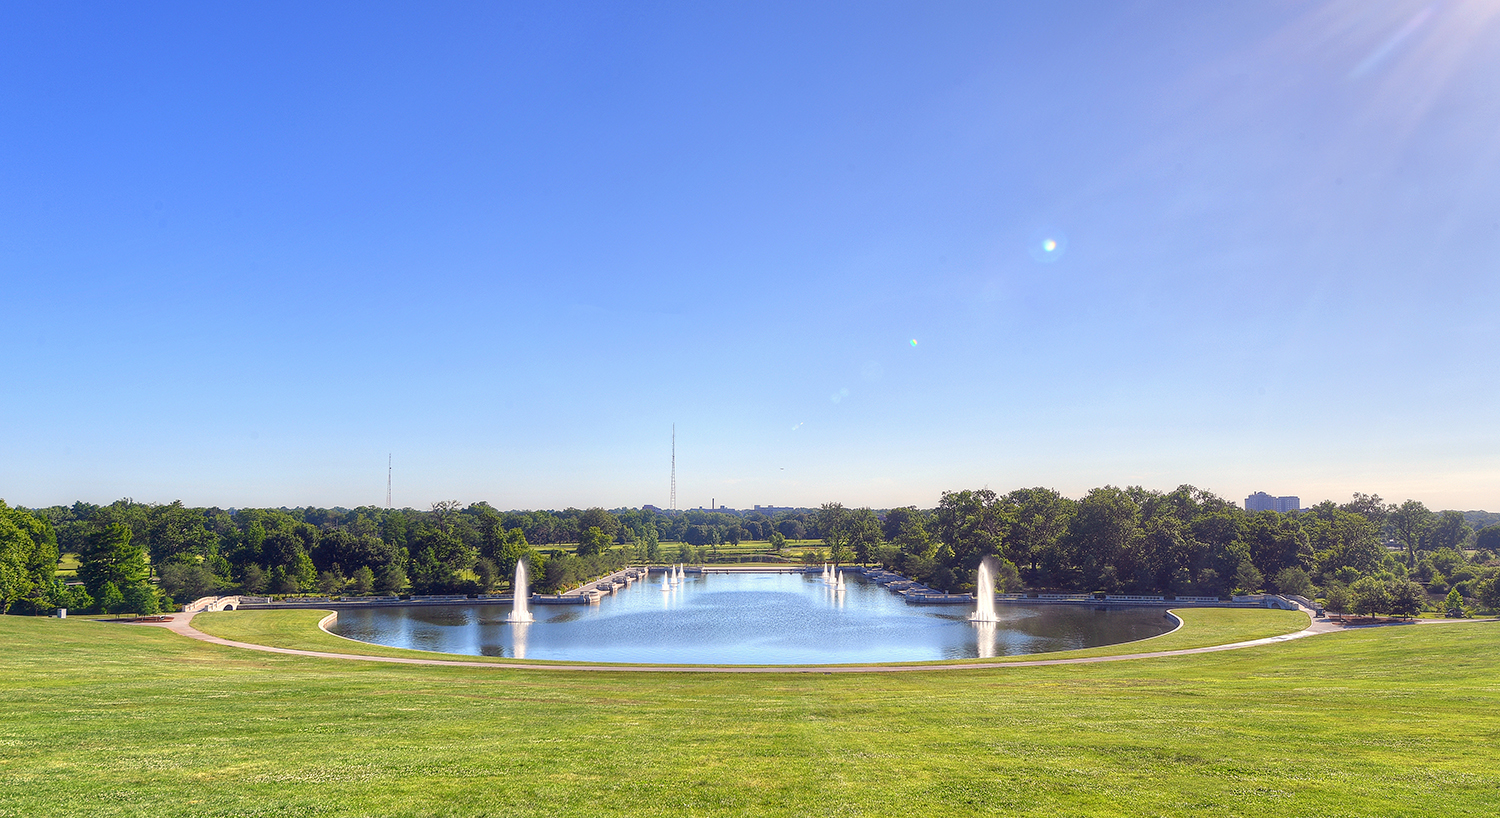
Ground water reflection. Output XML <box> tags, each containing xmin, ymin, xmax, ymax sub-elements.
<box><xmin>511</xmin><ymin>621</ymin><xmax>530</xmax><ymax>659</ymax></box>
<box><xmin>330</xmin><ymin>572</ymin><xmax>1174</xmax><ymax>665</ymax></box>
<box><xmin>973</xmin><ymin>619</ymin><xmax>998</xmax><ymax>659</ymax></box>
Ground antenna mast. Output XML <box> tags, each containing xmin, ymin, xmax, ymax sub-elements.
<box><xmin>386</xmin><ymin>453</ymin><xmax>392</xmax><ymax>509</ymax></box>
<box><xmin>669</xmin><ymin>424</ymin><xmax>676</xmax><ymax>512</ymax></box>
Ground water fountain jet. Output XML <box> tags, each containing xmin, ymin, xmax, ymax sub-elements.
<box><xmin>507</xmin><ymin>560</ymin><xmax>534</xmax><ymax>623</ymax></box>
<box><xmin>970</xmin><ymin>557</ymin><xmax>999</xmax><ymax>623</ymax></box>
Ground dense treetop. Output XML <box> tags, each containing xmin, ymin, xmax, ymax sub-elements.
<box><xmin>4</xmin><ymin>487</ymin><xmax>1497</xmax><ymax>616</ymax></box>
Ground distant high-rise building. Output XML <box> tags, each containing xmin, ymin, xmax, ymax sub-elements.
<box><xmin>1246</xmin><ymin>491</ymin><xmax>1300</xmax><ymax>513</ymax></box>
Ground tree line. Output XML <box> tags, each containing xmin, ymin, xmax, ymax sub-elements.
<box><xmin>820</xmin><ymin>487</ymin><xmax>1499</xmax><ymax>618</ymax></box>
<box><xmin>2</xmin><ymin>487</ymin><xmax>1498</xmax><ymax>617</ymax></box>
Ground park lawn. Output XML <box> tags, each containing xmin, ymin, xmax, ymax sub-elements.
<box><xmin>1</xmin><ymin>614</ymin><xmax>1496</xmax><ymax>817</ymax></box>
<box><xmin>190</xmin><ymin>606</ymin><xmax>1310</xmax><ymax>668</ymax></box>
<box><xmin>55</xmin><ymin>551</ymin><xmax>80</xmax><ymax>577</ymax></box>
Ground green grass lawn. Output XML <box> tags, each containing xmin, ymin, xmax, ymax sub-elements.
<box><xmin>2</xmin><ymin>614</ymin><xmax>1496</xmax><ymax>817</ymax></box>
<box><xmin>55</xmin><ymin>551</ymin><xmax>80</xmax><ymax>577</ymax></box>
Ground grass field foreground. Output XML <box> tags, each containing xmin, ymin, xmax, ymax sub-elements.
<box><xmin>3</xmin><ymin>614</ymin><xmax>1498</xmax><ymax>816</ymax></box>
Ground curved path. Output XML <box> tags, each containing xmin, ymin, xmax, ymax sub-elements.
<box><xmin>134</xmin><ymin>606</ymin><xmax>1385</xmax><ymax>673</ymax></box>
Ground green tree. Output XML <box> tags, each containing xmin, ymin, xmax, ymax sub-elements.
<box><xmin>146</xmin><ymin>501</ymin><xmax>217</xmax><ymax>569</ymax></box>
<box><xmin>845</xmin><ymin>508</ymin><xmax>882</xmax><ymax>563</ymax></box>
<box><xmin>489</xmin><ymin>528</ymin><xmax>537</xmax><ymax>584</ymax></box>
<box><xmin>1323</xmin><ymin>583</ymin><xmax>1350</xmax><ymax>619</ymax></box>
<box><xmin>122</xmin><ymin>582</ymin><xmax>160</xmax><ymax>615</ymax></box>
<box><xmin>577</xmin><ymin>526</ymin><xmax>612</xmax><ymax>558</ymax></box>
<box><xmin>97</xmin><ymin>581</ymin><xmax>125</xmax><ymax>616</ymax></box>
<box><xmin>1272</xmin><ymin>566</ymin><xmax>1313</xmax><ymax>598</ymax></box>
<box><xmin>817</xmin><ymin>503</ymin><xmax>853</xmax><ymax>565</ymax></box>
<box><xmin>376</xmin><ymin>561</ymin><xmax>407</xmax><ymax>593</ymax></box>
<box><xmin>1302</xmin><ymin>503</ymin><xmax>1384</xmax><ymax>578</ymax></box>
<box><xmin>1475</xmin><ymin>577</ymin><xmax>1500</xmax><ymax>613</ymax></box>
<box><xmin>1349</xmin><ymin>575</ymin><xmax>1391</xmax><ymax>617</ymax></box>
<box><xmin>639</xmin><ymin>524</ymin><xmax>661</xmax><ymax>562</ymax></box>
<box><xmin>1233</xmin><ymin>559</ymin><xmax>1264</xmax><ymax>594</ymax></box>
<box><xmin>1388</xmin><ymin>500</ymin><xmax>1434</xmax><ymax>567</ymax></box>
<box><xmin>33</xmin><ymin>577</ymin><xmax>92</xmax><ymax>613</ymax></box>
<box><xmin>268</xmin><ymin>565</ymin><xmax>297</xmax><ymax>594</ymax></box>
<box><xmin>1063</xmin><ymin>486</ymin><xmax>1139</xmax><ymax>590</ymax></box>
<box><xmin>351</xmin><ymin>565</ymin><xmax>375</xmax><ymax>595</ymax></box>
<box><xmin>1475</xmin><ymin>525</ymin><xmax>1500</xmax><ymax>554</ymax></box>
<box><xmin>936</xmin><ymin>489</ymin><xmax>1012</xmax><ymax>572</ymax></box>
<box><xmin>1387</xmin><ymin>579</ymin><xmax>1425</xmax><ymax>618</ymax></box>
<box><xmin>768</xmin><ymin>531</ymin><xmax>786</xmax><ymax>553</ymax></box>
<box><xmin>473</xmin><ymin>557</ymin><xmax>497</xmax><ymax>592</ymax></box>
<box><xmin>576</xmin><ymin>508</ymin><xmax>620</xmax><ymax>544</ymax></box>
<box><xmin>993</xmin><ymin>557</ymin><xmax>1023</xmax><ymax>592</ymax></box>
<box><xmin>78</xmin><ymin>524</ymin><xmax>149</xmax><ymax>600</ymax></box>
<box><xmin>239</xmin><ymin>563</ymin><xmax>268</xmax><ymax>594</ymax></box>
<box><xmin>1443</xmin><ymin>587</ymin><xmax>1466</xmax><ymax>617</ymax></box>
<box><xmin>1340</xmin><ymin>493</ymin><xmax>1393</xmax><ymax>527</ymax></box>
<box><xmin>317</xmin><ymin>567</ymin><xmax>346</xmax><ymax>596</ymax></box>
<box><xmin>1002</xmin><ymin>487</ymin><xmax>1072</xmax><ymax>577</ymax></box>
<box><xmin>1245</xmin><ymin>511</ymin><xmax>1311</xmax><ymax>580</ymax></box>
<box><xmin>1424</xmin><ymin>511</ymin><xmax>1472</xmax><ymax>554</ymax></box>
<box><xmin>291</xmin><ymin>550</ymin><xmax>318</xmax><ymax>591</ymax></box>
<box><xmin>157</xmin><ymin>562</ymin><xmax>220</xmax><ymax>602</ymax></box>
<box><xmin>1</xmin><ymin>502</ymin><xmax>60</xmax><ymax>614</ymax></box>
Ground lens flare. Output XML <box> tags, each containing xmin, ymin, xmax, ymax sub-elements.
<box><xmin>909</xmin><ymin>339</ymin><xmax>918</xmax><ymax>347</ymax></box>
<box><xmin>1028</xmin><ymin>226</ymin><xmax>1068</xmax><ymax>263</ymax></box>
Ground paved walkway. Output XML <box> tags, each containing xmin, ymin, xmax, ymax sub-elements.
<box><xmin>128</xmin><ymin>604</ymin><xmax>1465</xmax><ymax>673</ymax></box>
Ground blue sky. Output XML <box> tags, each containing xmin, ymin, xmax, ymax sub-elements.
<box><xmin>4</xmin><ymin>1</ymin><xmax>1499</xmax><ymax>512</ymax></box>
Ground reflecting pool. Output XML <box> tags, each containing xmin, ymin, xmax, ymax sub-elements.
<box><xmin>328</xmin><ymin>571</ymin><xmax>1176</xmax><ymax>664</ymax></box>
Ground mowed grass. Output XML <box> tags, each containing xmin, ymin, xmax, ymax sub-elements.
<box><xmin>191</xmin><ymin>606</ymin><xmax>1311</xmax><ymax>666</ymax></box>
<box><xmin>2</xmin><ymin>616</ymin><xmax>1498</xmax><ymax>817</ymax></box>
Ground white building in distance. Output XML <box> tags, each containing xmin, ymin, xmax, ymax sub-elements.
<box><xmin>1245</xmin><ymin>491</ymin><xmax>1300</xmax><ymax>513</ymax></box>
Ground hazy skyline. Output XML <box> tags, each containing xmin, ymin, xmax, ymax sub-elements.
<box><xmin>4</xmin><ymin>1</ymin><xmax>1499</xmax><ymax>512</ymax></box>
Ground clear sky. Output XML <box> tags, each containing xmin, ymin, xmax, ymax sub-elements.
<box><xmin>4</xmin><ymin>1</ymin><xmax>1499</xmax><ymax>513</ymax></box>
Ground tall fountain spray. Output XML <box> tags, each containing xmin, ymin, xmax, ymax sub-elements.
<box><xmin>834</xmin><ymin>568</ymin><xmax>846</xmax><ymax>592</ymax></box>
<box><xmin>661</xmin><ymin>567</ymin><xmax>672</xmax><ymax>592</ymax></box>
<box><xmin>508</xmin><ymin>560</ymin><xmax>534</xmax><ymax>623</ymax></box>
<box><xmin>970</xmin><ymin>558</ymin><xmax>998</xmax><ymax>622</ymax></box>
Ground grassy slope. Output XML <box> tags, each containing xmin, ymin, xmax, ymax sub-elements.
<box><xmin>191</xmin><ymin>607</ymin><xmax>1311</xmax><ymax>666</ymax></box>
<box><xmin>2</xmin><ymin>615</ymin><xmax>1497</xmax><ymax>817</ymax></box>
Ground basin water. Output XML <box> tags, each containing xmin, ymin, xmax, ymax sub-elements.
<box><xmin>330</xmin><ymin>571</ymin><xmax>1175</xmax><ymax>664</ymax></box>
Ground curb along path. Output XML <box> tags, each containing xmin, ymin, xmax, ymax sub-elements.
<box><xmin>136</xmin><ymin>605</ymin><xmax>1401</xmax><ymax>673</ymax></box>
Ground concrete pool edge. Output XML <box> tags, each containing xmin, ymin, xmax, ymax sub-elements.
<box><xmin>151</xmin><ymin>607</ymin><xmax>1336</xmax><ymax>673</ymax></box>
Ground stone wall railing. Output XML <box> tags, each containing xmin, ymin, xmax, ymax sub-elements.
<box><xmin>182</xmin><ymin>595</ymin><xmax>246</xmax><ymax>613</ymax></box>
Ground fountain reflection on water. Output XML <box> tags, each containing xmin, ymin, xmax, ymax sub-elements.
<box><xmin>973</xmin><ymin>619</ymin><xmax>997</xmax><ymax>658</ymax></box>
<box><xmin>510</xmin><ymin>621</ymin><xmax>530</xmax><ymax>658</ymax></box>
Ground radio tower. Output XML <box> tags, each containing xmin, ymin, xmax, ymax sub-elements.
<box><xmin>669</xmin><ymin>425</ymin><xmax>676</xmax><ymax>512</ymax></box>
<box><xmin>386</xmin><ymin>454</ymin><xmax>392</xmax><ymax>509</ymax></box>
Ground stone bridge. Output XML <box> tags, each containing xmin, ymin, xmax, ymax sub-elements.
<box><xmin>182</xmin><ymin>595</ymin><xmax>250</xmax><ymax>613</ymax></box>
